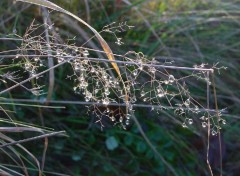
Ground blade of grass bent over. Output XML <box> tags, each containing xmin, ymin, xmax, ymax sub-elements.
<box><xmin>16</xmin><ymin>0</ymin><xmax>128</xmax><ymax>107</ymax></box>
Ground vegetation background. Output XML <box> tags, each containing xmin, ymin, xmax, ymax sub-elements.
<box><xmin>0</xmin><ymin>0</ymin><xmax>239</xmax><ymax>175</ymax></box>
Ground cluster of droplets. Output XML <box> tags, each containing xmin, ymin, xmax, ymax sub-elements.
<box><xmin>15</xmin><ymin>22</ymin><xmax>226</xmax><ymax>132</ymax></box>
<box><xmin>174</xmin><ymin>97</ymin><xmax>226</xmax><ymax>136</ymax></box>
<box><xmin>20</xmin><ymin>55</ymin><xmax>46</xmax><ymax>95</ymax></box>
<box><xmin>182</xmin><ymin>118</ymin><xmax>193</xmax><ymax>128</ymax></box>
<box><xmin>164</xmin><ymin>75</ymin><xmax>175</xmax><ymax>85</ymax></box>
<box><xmin>175</xmin><ymin>97</ymin><xmax>202</xmax><ymax>129</ymax></box>
<box><xmin>71</xmin><ymin>50</ymin><xmax>93</xmax><ymax>102</ymax></box>
<box><xmin>156</xmin><ymin>86</ymin><xmax>165</xmax><ymax>98</ymax></box>
<box><xmin>140</xmin><ymin>74</ymin><xmax>176</xmax><ymax>104</ymax></box>
<box><xmin>16</xmin><ymin>23</ymin><xmax>57</xmax><ymax>97</ymax></box>
<box><xmin>68</xmin><ymin>48</ymin><xmax>126</xmax><ymax>111</ymax></box>
<box><xmin>56</xmin><ymin>49</ymin><xmax>65</xmax><ymax>63</ymax></box>
<box><xmin>91</xmin><ymin>105</ymin><xmax>133</xmax><ymax>130</ymax></box>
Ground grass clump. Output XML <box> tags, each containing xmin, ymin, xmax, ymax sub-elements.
<box><xmin>1</xmin><ymin>0</ymin><xmax>238</xmax><ymax>175</ymax></box>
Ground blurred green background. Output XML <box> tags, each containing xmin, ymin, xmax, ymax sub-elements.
<box><xmin>0</xmin><ymin>0</ymin><xmax>239</xmax><ymax>175</ymax></box>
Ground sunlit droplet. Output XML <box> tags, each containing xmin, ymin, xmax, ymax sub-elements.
<box><xmin>103</xmin><ymin>98</ymin><xmax>110</xmax><ymax>105</ymax></box>
<box><xmin>222</xmin><ymin>120</ymin><xmax>226</xmax><ymax>125</ymax></box>
<box><xmin>164</xmin><ymin>80</ymin><xmax>169</xmax><ymax>84</ymax></box>
<box><xmin>184</xmin><ymin>98</ymin><xmax>190</xmax><ymax>107</ymax></box>
<box><xmin>13</xmin><ymin>28</ymin><xmax>17</xmax><ymax>34</ymax></box>
<box><xmin>126</xmin><ymin>114</ymin><xmax>131</xmax><ymax>120</ymax></box>
<box><xmin>83</xmin><ymin>50</ymin><xmax>89</xmax><ymax>57</ymax></box>
<box><xmin>119</xmin><ymin>116</ymin><xmax>123</xmax><ymax>123</ymax></box>
<box><xmin>169</xmin><ymin>75</ymin><xmax>175</xmax><ymax>83</ymax></box>
<box><xmin>211</xmin><ymin>130</ymin><xmax>217</xmax><ymax>136</ymax></box>
<box><xmin>25</xmin><ymin>62</ymin><xmax>31</xmax><ymax>71</ymax></box>
<box><xmin>202</xmin><ymin>122</ymin><xmax>207</xmax><ymax>128</ymax></box>
<box><xmin>110</xmin><ymin>116</ymin><xmax>115</xmax><ymax>122</ymax></box>
<box><xmin>200</xmin><ymin>116</ymin><xmax>205</xmax><ymax>120</ymax></box>
<box><xmin>149</xmin><ymin>67</ymin><xmax>156</xmax><ymax>73</ymax></box>
<box><xmin>157</xmin><ymin>89</ymin><xmax>165</xmax><ymax>97</ymax></box>
<box><xmin>85</xmin><ymin>96</ymin><xmax>90</xmax><ymax>102</ymax></box>
<box><xmin>128</xmin><ymin>104</ymin><xmax>133</xmax><ymax>111</ymax></box>
<box><xmin>133</xmin><ymin>70</ymin><xmax>138</xmax><ymax>76</ymax></box>
<box><xmin>58</xmin><ymin>58</ymin><xmax>64</xmax><ymax>63</ymax></box>
<box><xmin>188</xmin><ymin>118</ymin><xmax>193</xmax><ymax>125</ymax></box>
<box><xmin>105</xmin><ymin>89</ymin><xmax>110</xmax><ymax>96</ymax></box>
<box><xmin>194</xmin><ymin>106</ymin><xmax>199</xmax><ymax>112</ymax></box>
<box><xmin>115</xmin><ymin>38</ymin><xmax>123</xmax><ymax>45</ymax></box>
<box><xmin>151</xmin><ymin>106</ymin><xmax>154</xmax><ymax>111</ymax></box>
<box><xmin>34</xmin><ymin>57</ymin><xmax>39</xmax><ymax>62</ymax></box>
<box><xmin>74</xmin><ymin>64</ymin><xmax>81</xmax><ymax>72</ymax></box>
<box><xmin>94</xmin><ymin>89</ymin><xmax>99</xmax><ymax>94</ymax></box>
<box><xmin>90</xmin><ymin>68</ymin><xmax>95</xmax><ymax>73</ymax></box>
<box><xmin>182</xmin><ymin>122</ymin><xmax>187</xmax><ymax>128</ymax></box>
<box><xmin>125</xmin><ymin>119</ymin><xmax>130</xmax><ymax>126</ymax></box>
<box><xmin>141</xmin><ymin>91</ymin><xmax>145</xmax><ymax>97</ymax></box>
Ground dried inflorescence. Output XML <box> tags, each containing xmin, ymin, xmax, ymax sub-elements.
<box><xmin>1</xmin><ymin>21</ymin><xmax>225</xmax><ymax>134</ymax></box>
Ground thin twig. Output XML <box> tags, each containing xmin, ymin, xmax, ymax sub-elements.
<box><xmin>0</xmin><ymin>102</ymin><xmax>65</xmax><ymax>109</ymax></box>
<box><xmin>41</xmin><ymin>137</ymin><xmax>48</xmax><ymax>173</ymax></box>
<box><xmin>211</xmin><ymin>72</ymin><xmax>223</xmax><ymax>176</ymax></box>
<box><xmin>0</xmin><ymin>127</ymin><xmax>43</xmax><ymax>133</ymax></box>
<box><xmin>0</xmin><ymin>54</ymin><xmax>214</xmax><ymax>72</ymax></box>
<box><xmin>0</xmin><ymin>98</ymin><xmax>227</xmax><ymax>113</ymax></box>
<box><xmin>206</xmin><ymin>72</ymin><xmax>213</xmax><ymax>176</ymax></box>
<box><xmin>0</xmin><ymin>131</ymin><xmax>66</xmax><ymax>148</ymax></box>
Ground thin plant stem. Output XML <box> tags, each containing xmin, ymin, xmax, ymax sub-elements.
<box><xmin>42</xmin><ymin>7</ymin><xmax>55</xmax><ymax>104</ymax></box>
<box><xmin>211</xmin><ymin>72</ymin><xmax>223</xmax><ymax>176</ymax></box>
<box><xmin>206</xmin><ymin>72</ymin><xmax>213</xmax><ymax>176</ymax></box>
<box><xmin>0</xmin><ymin>131</ymin><xmax>66</xmax><ymax>148</ymax></box>
<box><xmin>0</xmin><ymin>98</ymin><xmax>226</xmax><ymax>113</ymax></box>
<box><xmin>0</xmin><ymin>54</ymin><xmax>214</xmax><ymax>72</ymax></box>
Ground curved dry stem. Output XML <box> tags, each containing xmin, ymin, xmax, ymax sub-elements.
<box><xmin>16</xmin><ymin>0</ymin><xmax>128</xmax><ymax>111</ymax></box>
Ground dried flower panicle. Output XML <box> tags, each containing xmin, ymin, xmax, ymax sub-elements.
<box><xmin>2</xmin><ymin>21</ymin><xmax>225</xmax><ymax>133</ymax></box>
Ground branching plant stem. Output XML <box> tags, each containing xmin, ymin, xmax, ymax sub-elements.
<box><xmin>0</xmin><ymin>54</ymin><xmax>214</xmax><ymax>72</ymax></box>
